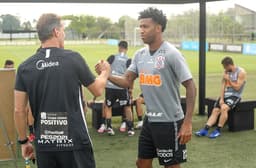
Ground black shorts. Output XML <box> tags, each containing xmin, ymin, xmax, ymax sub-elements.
<box><xmin>105</xmin><ymin>88</ymin><xmax>130</xmax><ymax>107</ymax></box>
<box><xmin>36</xmin><ymin>146</ymin><xmax>95</xmax><ymax>168</ymax></box>
<box><xmin>214</xmin><ymin>96</ymin><xmax>241</xmax><ymax>110</ymax></box>
<box><xmin>138</xmin><ymin>117</ymin><xmax>187</xmax><ymax>166</ymax></box>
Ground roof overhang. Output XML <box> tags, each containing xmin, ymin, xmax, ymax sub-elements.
<box><xmin>0</xmin><ymin>0</ymin><xmax>223</xmax><ymax>4</ymax></box>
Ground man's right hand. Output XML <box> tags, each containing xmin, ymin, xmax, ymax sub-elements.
<box><xmin>95</xmin><ymin>60</ymin><xmax>110</xmax><ymax>76</ymax></box>
<box><xmin>95</xmin><ymin>60</ymin><xmax>103</xmax><ymax>75</ymax></box>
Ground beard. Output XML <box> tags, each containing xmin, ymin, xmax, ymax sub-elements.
<box><xmin>141</xmin><ymin>35</ymin><xmax>155</xmax><ymax>45</ymax></box>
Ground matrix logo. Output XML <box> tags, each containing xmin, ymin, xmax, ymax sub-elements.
<box><xmin>36</xmin><ymin>60</ymin><xmax>59</xmax><ymax>70</ymax></box>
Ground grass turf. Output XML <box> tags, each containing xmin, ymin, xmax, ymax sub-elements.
<box><xmin>0</xmin><ymin>43</ymin><xmax>256</xmax><ymax>168</ymax></box>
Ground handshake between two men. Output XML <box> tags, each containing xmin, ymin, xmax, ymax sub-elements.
<box><xmin>95</xmin><ymin>60</ymin><xmax>111</xmax><ymax>76</ymax></box>
<box><xmin>95</xmin><ymin>59</ymin><xmax>135</xmax><ymax>90</ymax></box>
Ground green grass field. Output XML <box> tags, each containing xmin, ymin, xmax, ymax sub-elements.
<box><xmin>0</xmin><ymin>43</ymin><xmax>256</xmax><ymax>168</ymax></box>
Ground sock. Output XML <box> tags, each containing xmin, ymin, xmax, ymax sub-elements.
<box><xmin>138</xmin><ymin>116</ymin><xmax>143</xmax><ymax>121</ymax></box>
<box><xmin>101</xmin><ymin>117</ymin><xmax>106</xmax><ymax>125</ymax></box>
<box><xmin>121</xmin><ymin>114</ymin><xmax>126</xmax><ymax>123</ymax></box>
<box><xmin>126</xmin><ymin>120</ymin><xmax>134</xmax><ymax>131</ymax></box>
<box><xmin>216</xmin><ymin>126</ymin><xmax>222</xmax><ymax>132</ymax></box>
<box><xmin>122</xmin><ymin>118</ymin><xmax>127</xmax><ymax>123</ymax></box>
<box><xmin>29</xmin><ymin>125</ymin><xmax>34</xmax><ymax>134</ymax></box>
<box><xmin>204</xmin><ymin>125</ymin><xmax>210</xmax><ymax>131</ymax></box>
<box><xmin>106</xmin><ymin>119</ymin><xmax>112</xmax><ymax>128</ymax></box>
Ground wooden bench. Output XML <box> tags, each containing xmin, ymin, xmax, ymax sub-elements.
<box><xmin>204</xmin><ymin>98</ymin><xmax>256</xmax><ymax>132</ymax></box>
<box><xmin>90</xmin><ymin>97</ymin><xmax>187</xmax><ymax>129</ymax></box>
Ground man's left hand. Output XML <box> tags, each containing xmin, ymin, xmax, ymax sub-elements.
<box><xmin>178</xmin><ymin>120</ymin><xmax>192</xmax><ymax>144</ymax></box>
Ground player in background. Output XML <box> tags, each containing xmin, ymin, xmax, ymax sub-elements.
<box><xmin>4</xmin><ymin>59</ymin><xmax>14</xmax><ymax>68</ymax></box>
<box><xmin>98</xmin><ymin>41</ymin><xmax>135</xmax><ymax>136</ymax></box>
<box><xmin>195</xmin><ymin>56</ymin><xmax>246</xmax><ymax>138</ymax></box>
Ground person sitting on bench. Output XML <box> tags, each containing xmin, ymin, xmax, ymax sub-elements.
<box><xmin>4</xmin><ymin>59</ymin><xmax>14</xmax><ymax>68</ymax></box>
<box><xmin>195</xmin><ymin>56</ymin><xmax>246</xmax><ymax>138</ymax></box>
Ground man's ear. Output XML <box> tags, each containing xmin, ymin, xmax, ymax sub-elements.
<box><xmin>156</xmin><ymin>24</ymin><xmax>162</xmax><ymax>33</ymax></box>
<box><xmin>52</xmin><ymin>27</ymin><xmax>59</xmax><ymax>37</ymax></box>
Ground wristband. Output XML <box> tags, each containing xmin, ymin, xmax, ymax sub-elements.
<box><xmin>18</xmin><ymin>137</ymin><xmax>29</xmax><ymax>145</ymax></box>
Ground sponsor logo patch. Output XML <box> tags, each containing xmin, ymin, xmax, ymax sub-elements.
<box><xmin>154</xmin><ymin>56</ymin><xmax>165</xmax><ymax>69</ymax></box>
<box><xmin>36</xmin><ymin>60</ymin><xmax>59</xmax><ymax>70</ymax></box>
<box><xmin>139</xmin><ymin>73</ymin><xmax>162</xmax><ymax>86</ymax></box>
<box><xmin>157</xmin><ymin>148</ymin><xmax>173</xmax><ymax>158</ymax></box>
<box><xmin>146</xmin><ymin>112</ymin><xmax>163</xmax><ymax>117</ymax></box>
<box><xmin>38</xmin><ymin>112</ymin><xmax>73</xmax><ymax>148</ymax></box>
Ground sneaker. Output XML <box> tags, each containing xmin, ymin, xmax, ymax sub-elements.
<box><xmin>195</xmin><ymin>128</ymin><xmax>208</xmax><ymax>137</ymax></box>
<box><xmin>208</xmin><ymin>129</ymin><xmax>221</xmax><ymax>139</ymax></box>
<box><xmin>97</xmin><ymin>124</ymin><xmax>106</xmax><ymax>133</ymax></box>
<box><xmin>127</xmin><ymin>130</ymin><xmax>135</xmax><ymax>136</ymax></box>
<box><xmin>119</xmin><ymin>122</ymin><xmax>126</xmax><ymax>132</ymax></box>
<box><xmin>107</xmin><ymin>127</ymin><xmax>115</xmax><ymax>136</ymax></box>
<box><xmin>135</xmin><ymin>121</ymin><xmax>143</xmax><ymax>129</ymax></box>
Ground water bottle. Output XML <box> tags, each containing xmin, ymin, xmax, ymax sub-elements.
<box><xmin>25</xmin><ymin>158</ymin><xmax>31</xmax><ymax>168</ymax></box>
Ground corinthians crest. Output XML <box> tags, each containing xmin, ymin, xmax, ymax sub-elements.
<box><xmin>154</xmin><ymin>56</ymin><xmax>165</xmax><ymax>69</ymax></box>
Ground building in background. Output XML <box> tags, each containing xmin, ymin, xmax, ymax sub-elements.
<box><xmin>234</xmin><ymin>4</ymin><xmax>256</xmax><ymax>34</ymax></box>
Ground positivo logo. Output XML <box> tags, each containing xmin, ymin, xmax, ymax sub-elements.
<box><xmin>36</xmin><ymin>60</ymin><xmax>59</xmax><ymax>70</ymax></box>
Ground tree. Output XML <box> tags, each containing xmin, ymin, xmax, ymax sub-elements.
<box><xmin>63</xmin><ymin>15</ymin><xmax>97</xmax><ymax>39</ymax></box>
<box><xmin>165</xmin><ymin>9</ymin><xmax>244</xmax><ymax>43</ymax></box>
<box><xmin>84</xmin><ymin>15</ymin><xmax>97</xmax><ymax>38</ymax></box>
<box><xmin>117</xmin><ymin>15</ymin><xmax>130</xmax><ymax>39</ymax></box>
<box><xmin>0</xmin><ymin>18</ymin><xmax>2</xmax><ymax>31</ymax></box>
<box><xmin>167</xmin><ymin>10</ymin><xmax>199</xmax><ymax>41</ymax></box>
<box><xmin>120</xmin><ymin>16</ymin><xmax>138</xmax><ymax>45</ymax></box>
<box><xmin>22</xmin><ymin>21</ymin><xmax>32</xmax><ymax>30</ymax></box>
<box><xmin>207</xmin><ymin>12</ymin><xmax>244</xmax><ymax>42</ymax></box>
<box><xmin>96</xmin><ymin>17</ymin><xmax>112</xmax><ymax>38</ymax></box>
<box><xmin>0</xmin><ymin>14</ymin><xmax>21</xmax><ymax>31</ymax></box>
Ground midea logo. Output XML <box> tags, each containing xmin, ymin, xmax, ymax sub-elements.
<box><xmin>36</xmin><ymin>60</ymin><xmax>59</xmax><ymax>70</ymax></box>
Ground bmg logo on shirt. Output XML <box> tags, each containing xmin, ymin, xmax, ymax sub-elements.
<box><xmin>139</xmin><ymin>73</ymin><xmax>162</xmax><ymax>87</ymax></box>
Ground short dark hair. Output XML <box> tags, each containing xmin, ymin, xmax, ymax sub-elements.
<box><xmin>4</xmin><ymin>59</ymin><xmax>14</xmax><ymax>66</ymax></box>
<box><xmin>221</xmin><ymin>56</ymin><xmax>234</xmax><ymax>66</ymax></box>
<box><xmin>138</xmin><ymin>7</ymin><xmax>167</xmax><ymax>32</ymax></box>
<box><xmin>118</xmin><ymin>41</ymin><xmax>128</xmax><ymax>49</ymax></box>
<box><xmin>36</xmin><ymin>13</ymin><xmax>62</xmax><ymax>42</ymax></box>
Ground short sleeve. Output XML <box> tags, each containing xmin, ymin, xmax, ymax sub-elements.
<box><xmin>169</xmin><ymin>52</ymin><xmax>192</xmax><ymax>83</ymax></box>
<box><xmin>107</xmin><ymin>55</ymin><xmax>115</xmax><ymax>64</ymax></box>
<box><xmin>15</xmin><ymin>65</ymin><xmax>27</xmax><ymax>92</ymax></box>
<box><xmin>127</xmin><ymin>51</ymin><xmax>139</xmax><ymax>75</ymax></box>
<box><xmin>126</xmin><ymin>58</ymin><xmax>132</xmax><ymax>68</ymax></box>
<box><xmin>74</xmin><ymin>53</ymin><xmax>96</xmax><ymax>87</ymax></box>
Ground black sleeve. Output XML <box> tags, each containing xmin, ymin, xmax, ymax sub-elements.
<box><xmin>126</xmin><ymin>58</ymin><xmax>132</xmax><ymax>68</ymax></box>
<box><xmin>107</xmin><ymin>55</ymin><xmax>115</xmax><ymax>64</ymax></box>
<box><xmin>74</xmin><ymin>53</ymin><xmax>96</xmax><ymax>87</ymax></box>
<box><xmin>15</xmin><ymin>65</ymin><xmax>27</xmax><ymax>92</ymax></box>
